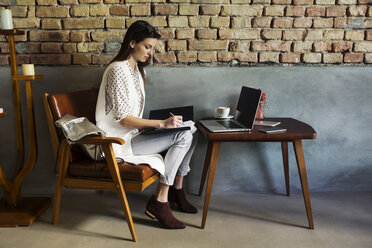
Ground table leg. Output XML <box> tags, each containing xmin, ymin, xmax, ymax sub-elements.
<box><xmin>293</xmin><ymin>140</ymin><xmax>314</xmax><ymax>229</ymax></box>
<box><xmin>281</xmin><ymin>141</ymin><xmax>290</xmax><ymax>196</ymax></box>
<box><xmin>198</xmin><ymin>141</ymin><xmax>213</xmax><ymax>196</ymax></box>
<box><xmin>201</xmin><ymin>141</ymin><xmax>221</xmax><ymax>229</ymax></box>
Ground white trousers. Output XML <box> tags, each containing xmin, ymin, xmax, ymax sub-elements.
<box><xmin>131</xmin><ymin>130</ymin><xmax>198</xmax><ymax>185</ymax></box>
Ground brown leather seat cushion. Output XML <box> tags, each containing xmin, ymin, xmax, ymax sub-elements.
<box><xmin>68</xmin><ymin>158</ymin><xmax>158</xmax><ymax>181</ymax></box>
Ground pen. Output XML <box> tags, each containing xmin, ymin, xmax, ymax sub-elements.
<box><xmin>170</xmin><ymin>112</ymin><xmax>184</xmax><ymax>126</ymax></box>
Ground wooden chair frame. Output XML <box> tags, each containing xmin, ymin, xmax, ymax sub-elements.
<box><xmin>43</xmin><ymin>93</ymin><xmax>159</xmax><ymax>242</ymax></box>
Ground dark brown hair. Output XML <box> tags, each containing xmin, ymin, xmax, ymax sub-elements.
<box><xmin>111</xmin><ymin>20</ymin><xmax>161</xmax><ymax>83</ymax></box>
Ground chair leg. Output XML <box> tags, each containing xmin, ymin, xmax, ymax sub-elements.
<box><xmin>102</xmin><ymin>144</ymin><xmax>138</xmax><ymax>242</ymax></box>
<box><xmin>52</xmin><ymin>140</ymin><xmax>70</xmax><ymax>224</ymax></box>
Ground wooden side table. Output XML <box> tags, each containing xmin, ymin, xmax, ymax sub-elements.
<box><xmin>197</xmin><ymin>118</ymin><xmax>317</xmax><ymax>229</ymax></box>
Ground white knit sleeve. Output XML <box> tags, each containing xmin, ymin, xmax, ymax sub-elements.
<box><xmin>104</xmin><ymin>65</ymin><xmax>132</xmax><ymax>122</ymax></box>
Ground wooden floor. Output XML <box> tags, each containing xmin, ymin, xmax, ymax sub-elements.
<box><xmin>1</xmin><ymin>191</ymin><xmax>371</xmax><ymax>248</ymax></box>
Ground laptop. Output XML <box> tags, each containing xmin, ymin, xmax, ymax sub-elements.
<box><xmin>199</xmin><ymin>87</ymin><xmax>261</xmax><ymax>133</ymax></box>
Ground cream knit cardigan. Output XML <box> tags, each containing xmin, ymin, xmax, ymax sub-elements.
<box><xmin>95</xmin><ymin>60</ymin><xmax>165</xmax><ymax>175</ymax></box>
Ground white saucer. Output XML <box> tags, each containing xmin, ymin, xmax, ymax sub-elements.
<box><xmin>214</xmin><ymin>115</ymin><xmax>233</xmax><ymax>119</ymax></box>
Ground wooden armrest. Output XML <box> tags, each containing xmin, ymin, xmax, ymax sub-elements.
<box><xmin>76</xmin><ymin>136</ymin><xmax>125</xmax><ymax>145</ymax></box>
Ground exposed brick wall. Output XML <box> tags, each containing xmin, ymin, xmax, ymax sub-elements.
<box><xmin>0</xmin><ymin>0</ymin><xmax>371</xmax><ymax>66</ymax></box>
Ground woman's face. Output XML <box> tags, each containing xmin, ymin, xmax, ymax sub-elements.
<box><xmin>131</xmin><ymin>38</ymin><xmax>158</xmax><ymax>63</ymax></box>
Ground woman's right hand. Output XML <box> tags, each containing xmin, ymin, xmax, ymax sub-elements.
<box><xmin>163</xmin><ymin>115</ymin><xmax>183</xmax><ymax>128</ymax></box>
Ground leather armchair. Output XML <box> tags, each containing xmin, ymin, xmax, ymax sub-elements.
<box><xmin>43</xmin><ymin>89</ymin><xmax>159</xmax><ymax>242</ymax></box>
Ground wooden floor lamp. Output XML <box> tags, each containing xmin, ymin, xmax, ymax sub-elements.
<box><xmin>0</xmin><ymin>29</ymin><xmax>50</xmax><ymax>227</ymax></box>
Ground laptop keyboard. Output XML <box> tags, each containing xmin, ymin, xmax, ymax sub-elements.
<box><xmin>217</xmin><ymin>120</ymin><xmax>243</xmax><ymax>129</ymax></box>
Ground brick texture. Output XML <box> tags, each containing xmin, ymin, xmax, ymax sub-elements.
<box><xmin>364</xmin><ymin>53</ymin><xmax>372</xmax><ymax>63</ymax></box>
<box><xmin>189</xmin><ymin>16</ymin><xmax>210</xmax><ymax>28</ymax></box>
<box><xmin>36</xmin><ymin>6</ymin><xmax>69</xmax><ymax>17</ymax></box>
<box><xmin>306</xmin><ymin>7</ymin><xmax>326</xmax><ymax>17</ymax></box>
<box><xmin>0</xmin><ymin>1</ymin><xmax>369</xmax><ymax>65</ymax></box>
<box><xmin>131</xmin><ymin>5</ymin><xmax>151</xmax><ymax>16</ymax></box>
<box><xmin>42</xmin><ymin>19</ymin><xmax>62</xmax><ymax>29</ymax></box>
<box><xmin>221</xmin><ymin>5</ymin><xmax>262</xmax><ymax>16</ymax></box>
<box><xmin>198</xmin><ymin>52</ymin><xmax>217</xmax><ymax>62</ymax></box>
<box><xmin>196</xmin><ymin>29</ymin><xmax>217</xmax><ymax>39</ymax></box>
<box><xmin>344</xmin><ymin>53</ymin><xmax>363</xmax><ymax>63</ymax></box>
<box><xmin>323</xmin><ymin>53</ymin><xmax>343</xmax><ymax>63</ymax></box>
<box><xmin>189</xmin><ymin>40</ymin><xmax>228</xmax><ymax>50</ymax></box>
<box><xmin>153</xmin><ymin>4</ymin><xmax>178</xmax><ymax>15</ymax></box>
<box><xmin>63</xmin><ymin>44</ymin><xmax>77</xmax><ymax>53</ymax></box>
<box><xmin>41</xmin><ymin>43</ymin><xmax>62</xmax><ymax>53</ymax></box>
<box><xmin>90</xmin><ymin>5</ymin><xmax>110</xmax><ymax>16</ymax></box>
<box><xmin>280</xmin><ymin>53</ymin><xmax>301</xmax><ymax>63</ymax></box>
<box><xmin>167</xmin><ymin>40</ymin><xmax>187</xmax><ymax>51</ymax></box>
<box><xmin>179</xmin><ymin>4</ymin><xmax>199</xmax><ymax>16</ymax></box>
<box><xmin>261</xmin><ymin>30</ymin><xmax>282</xmax><ymax>40</ymax></box>
<box><xmin>303</xmin><ymin>53</ymin><xmax>322</xmax><ymax>63</ymax></box>
<box><xmin>260</xmin><ymin>52</ymin><xmax>280</xmax><ymax>63</ymax></box>
<box><xmin>176</xmin><ymin>29</ymin><xmax>194</xmax><ymax>39</ymax></box>
<box><xmin>293</xmin><ymin>41</ymin><xmax>313</xmax><ymax>52</ymax></box>
<box><xmin>110</xmin><ymin>6</ymin><xmax>129</xmax><ymax>16</ymax></box>
<box><xmin>231</xmin><ymin>17</ymin><xmax>252</xmax><ymax>28</ymax></box>
<box><xmin>200</xmin><ymin>5</ymin><xmax>220</xmax><ymax>15</ymax></box>
<box><xmin>154</xmin><ymin>53</ymin><xmax>177</xmax><ymax>63</ymax></box>
<box><xmin>106</xmin><ymin>18</ymin><xmax>125</xmax><ymax>29</ymax></box>
<box><xmin>218</xmin><ymin>52</ymin><xmax>257</xmax><ymax>63</ymax></box>
<box><xmin>219</xmin><ymin>29</ymin><xmax>260</xmax><ymax>40</ymax></box>
<box><xmin>314</xmin><ymin>41</ymin><xmax>333</xmax><ymax>52</ymax></box>
<box><xmin>159</xmin><ymin>29</ymin><xmax>175</xmax><ymax>39</ymax></box>
<box><xmin>177</xmin><ymin>51</ymin><xmax>197</xmax><ymax>63</ymax></box>
<box><xmin>71</xmin><ymin>6</ymin><xmax>89</xmax><ymax>17</ymax></box>
<box><xmin>168</xmin><ymin>16</ymin><xmax>189</xmax><ymax>27</ymax></box>
<box><xmin>333</xmin><ymin>41</ymin><xmax>353</xmax><ymax>52</ymax></box>
<box><xmin>31</xmin><ymin>54</ymin><xmax>71</xmax><ymax>64</ymax></box>
<box><xmin>73</xmin><ymin>54</ymin><xmax>92</xmax><ymax>65</ymax></box>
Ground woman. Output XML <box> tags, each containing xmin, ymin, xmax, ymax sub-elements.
<box><xmin>95</xmin><ymin>20</ymin><xmax>198</xmax><ymax>229</ymax></box>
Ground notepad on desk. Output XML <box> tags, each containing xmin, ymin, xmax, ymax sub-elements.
<box><xmin>254</xmin><ymin>120</ymin><xmax>281</xmax><ymax>127</ymax></box>
<box><xmin>259</xmin><ymin>127</ymin><xmax>287</xmax><ymax>134</ymax></box>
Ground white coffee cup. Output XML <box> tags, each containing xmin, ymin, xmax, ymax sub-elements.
<box><xmin>215</xmin><ymin>107</ymin><xmax>230</xmax><ymax>118</ymax></box>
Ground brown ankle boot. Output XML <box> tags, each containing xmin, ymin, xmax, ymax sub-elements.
<box><xmin>145</xmin><ymin>196</ymin><xmax>186</xmax><ymax>229</ymax></box>
<box><xmin>169</xmin><ymin>187</ymin><xmax>198</xmax><ymax>214</ymax></box>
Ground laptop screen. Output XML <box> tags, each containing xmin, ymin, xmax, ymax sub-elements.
<box><xmin>234</xmin><ymin>86</ymin><xmax>262</xmax><ymax>129</ymax></box>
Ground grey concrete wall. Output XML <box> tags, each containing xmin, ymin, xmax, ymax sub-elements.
<box><xmin>0</xmin><ymin>66</ymin><xmax>371</xmax><ymax>197</ymax></box>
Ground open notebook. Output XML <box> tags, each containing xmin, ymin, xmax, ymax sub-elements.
<box><xmin>140</xmin><ymin>106</ymin><xmax>194</xmax><ymax>135</ymax></box>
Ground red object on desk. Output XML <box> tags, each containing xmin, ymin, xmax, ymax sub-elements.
<box><xmin>255</xmin><ymin>102</ymin><xmax>264</xmax><ymax>119</ymax></box>
<box><xmin>256</xmin><ymin>90</ymin><xmax>267</xmax><ymax>120</ymax></box>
